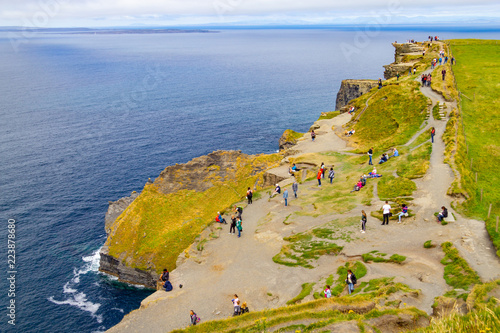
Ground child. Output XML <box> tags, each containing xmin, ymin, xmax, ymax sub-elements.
<box><xmin>324</xmin><ymin>285</ymin><xmax>332</xmax><ymax>298</ymax></box>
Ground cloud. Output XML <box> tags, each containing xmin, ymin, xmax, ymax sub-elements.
<box><xmin>1</xmin><ymin>0</ymin><xmax>499</xmax><ymax>26</ymax></box>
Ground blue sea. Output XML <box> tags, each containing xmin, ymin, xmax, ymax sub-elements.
<box><xmin>0</xmin><ymin>27</ymin><xmax>498</xmax><ymax>332</ymax></box>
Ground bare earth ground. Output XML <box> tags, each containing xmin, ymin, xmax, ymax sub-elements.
<box><xmin>108</xmin><ymin>79</ymin><xmax>500</xmax><ymax>333</ymax></box>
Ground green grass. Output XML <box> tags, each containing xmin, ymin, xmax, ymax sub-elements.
<box><xmin>348</xmin><ymin>81</ymin><xmax>428</xmax><ymax>151</ymax></box>
<box><xmin>423</xmin><ymin>240</ymin><xmax>435</xmax><ymax>249</ymax></box>
<box><xmin>272</xmin><ymin>222</ymin><xmax>346</xmax><ymax>268</ymax></box>
<box><xmin>287</xmin><ymin>283</ymin><xmax>315</xmax><ymax>305</ymax></box>
<box><xmin>377</xmin><ymin>175</ymin><xmax>417</xmax><ymax>199</ymax></box>
<box><xmin>432</xmin><ymin>102</ymin><xmax>442</xmax><ymax>120</ymax></box>
<box><xmin>408</xmin><ymin>130</ymin><xmax>431</xmax><ymax>150</ymax></box>
<box><xmin>280</xmin><ymin>129</ymin><xmax>304</xmax><ymax>144</ymax></box>
<box><xmin>318</xmin><ymin>111</ymin><xmax>341</xmax><ymax>120</ymax></box>
<box><xmin>361</xmin><ymin>250</ymin><xmax>406</xmax><ymax>264</ymax></box>
<box><xmin>440</xmin><ymin>242</ymin><xmax>481</xmax><ymax>290</ymax></box>
<box><xmin>397</xmin><ymin>142</ymin><xmax>432</xmax><ymax>179</ymax></box>
<box><xmin>448</xmin><ymin>39</ymin><xmax>500</xmax><ymax>257</ymax></box>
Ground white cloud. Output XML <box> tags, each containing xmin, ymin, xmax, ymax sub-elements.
<box><xmin>0</xmin><ymin>0</ymin><xmax>499</xmax><ymax>26</ymax></box>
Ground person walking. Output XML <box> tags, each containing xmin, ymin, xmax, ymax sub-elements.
<box><xmin>367</xmin><ymin>147</ymin><xmax>373</xmax><ymax>165</ymax></box>
<box><xmin>382</xmin><ymin>201</ymin><xmax>391</xmax><ymax>225</ymax></box>
<box><xmin>229</xmin><ymin>215</ymin><xmax>236</xmax><ymax>234</ymax></box>
<box><xmin>317</xmin><ymin>169</ymin><xmax>322</xmax><ymax>187</ymax></box>
<box><xmin>190</xmin><ymin>310</ymin><xmax>198</xmax><ymax>326</ymax></box>
<box><xmin>396</xmin><ymin>72</ymin><xmax>400</xmax><ymax>81</ymax></box>
<box><xmin>236</xmin><ymin>218</ymin><xmax>242</xmax><ymax>238</ymax></box>
<box><xmin>430</xmin><ymin>127</ymin><xmax>435</xmax><ymax>143</ymax></box>
<box><xmin>283</xmin><ymin>188</ymin><xmax>289</xmax><ymax>206</ymax></box>
<box><xmin>292</xmin><ymin>179</ymin><xmax>298</xmax><ymax>198</ymax></box>
<box><xmin>441</xmin><ymin>68</ymin><xmax>446</xmax><ymax>80</ymax></box>
<box><xmin>361</xmin><ymin>210</ymin><xmax>367</xmax><ymax>233</ymax></box>
<box><xmin>246</xmin><ymin>187</ymin><xmax>253</xmax><ymax>204</ymax></box>
<box><xmin>311</xmin><ymin>130</ymin><xmax>316</xmax><ymax>142</ymax></box>
<box><xmin>232</xmin><ymin>295</ymin><xmax>241</xmax><ymax>316</ymax></box>
<box><xmin>346</xmin><ymin>270</ymin><xmax>357</xmax><ymax>295</ymax></box>
<box><xmin>328</xmin><ymin>167</ymin><xmax>335</xmax><ymax>184</ymax></box>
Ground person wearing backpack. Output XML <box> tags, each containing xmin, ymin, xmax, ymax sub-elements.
<box><xmin>246</xmin><ymin>187</ymin><xmax>253</xmax><ymax>204</ymax></box>
<box><xmin>229</xmin><ymin>215</ymin><xmax>237</xmax><ymax>235</ymax></box>
<box><xmin>328</xmin><ymin>168</ymin><xmax>335</xmax><ymax>184</ymax></box>
<box><xmin>346</xmin><ymin>269</ymin><xmax>357</xmax><ymax>294</ymax></box>
<box><xmin>232</xmin><ymin>295</ymin><xmax>241</xmax><ymax>316</ymax></box>
<box><xmin>189</xmin><ymin>310</ymin><xmax>199</xmax><ymax>326</ymax></box>
<box><xmin>236</xmin><ymin>219</ymin><xmax>242</xmax><ymax>238</ymax></box>
<box><xmin>431</xmin><ymin>127</ymin><xmax>435</xmax><ymax>143</ymax></box>
<box><xmin>324</xmin><ymin>285</ymin><xmax>332</xmax><ymax>298</ymax></box>
<box><xmin>234</xmin><ymin>205</ymin><xmax>242</xmax><ymax>221</ymax></box>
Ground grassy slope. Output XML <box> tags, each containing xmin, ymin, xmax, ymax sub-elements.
<box><xmin>449</xmin><ymin>39</ymin><xmax>500</xmax><ymax>255</ymax></box>
<box><xmin>105</xmin><ymin>153</ymin><xmax>282</xmax><ymax>273</ymax></box>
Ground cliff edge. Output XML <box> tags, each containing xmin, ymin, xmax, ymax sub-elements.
<box><xmin>335</xmin><ymin>79</ymin><xmax>377</xmax><ymax>110</ymax></box>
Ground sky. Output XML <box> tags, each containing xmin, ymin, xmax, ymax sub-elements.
<box><xmin>1</xmin><ymin>0</ymin><xmax>500</xmax><ymax>28</ymax></box>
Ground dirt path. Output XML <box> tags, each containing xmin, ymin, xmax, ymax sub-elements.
<box><xmin>109</xmin><ymin>68</ymin><xmax>500</xmax><ymax>333</ymax></box>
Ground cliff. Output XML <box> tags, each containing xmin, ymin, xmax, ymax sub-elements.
<box><xmin>278</xmin><ymin>129</ymin><xmax>303</xmax><ymax>150</ymax></box>
<box><xmin>99</xmin><ymin>150</ymin><xmax>283</xmax><ymax>287</ymax></box>
<box><xmin>335</xmin><ymin>79</ymin><xmax>377</xmax><ymax>110</ymax></box>
<box><xmin>383</xmin><ymin>42</ymin><xmax>425</xmax><ymax>79</ymax></box>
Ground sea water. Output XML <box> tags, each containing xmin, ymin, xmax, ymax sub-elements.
<box><xmin>0</xmin><ymin>28</ymin><xmax>498</xmax><ymax>332</ymax></box>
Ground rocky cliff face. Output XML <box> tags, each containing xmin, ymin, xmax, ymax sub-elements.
<box><xmin>99</xmin><ymin>150</ymin><xmax>282</xmax><ymax>287</ymax></box>
<box><xmin>335</xmin><ymin>79</ymin><xmax>377</xmax><ymax>110</ymax></box>
<box><xmin>383</xmin><ymin>43</ymin><xmax>425</xmax><ymax>79</ymax></box>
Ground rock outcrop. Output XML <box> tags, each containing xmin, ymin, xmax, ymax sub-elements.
<box><xmin>335</xmin><ymin>79</ymin><xmax>377</xmax><ymax>110</ymax></box>
<box><xmin>278</xmin><ymin>129</ymin><xmax>303</xmax><ymax>150</ymax></box>
<box><xmin>99</xmin><ymin>150</ymin><xmax>282</xmax><ymax>287</ymax></box>
<box><xmin>383</xmin><ymin>43</ymin><xmax>425</xmax><ymax>79</ymax></box>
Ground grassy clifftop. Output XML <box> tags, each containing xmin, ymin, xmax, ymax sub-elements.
<box><xmin>104</xmin><ymin>151</ymin><xmax>282</xmax><ymax>274</ymax></box>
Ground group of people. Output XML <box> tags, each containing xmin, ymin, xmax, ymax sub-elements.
<box><xmin>316</xmin><ymin>162</ymin><xmax>335</xmax><ymax>187</ymax></box>
<box><xmin>215</xmin><ymin>205</ymin><xmax>244</xmax><ymax>237</ymax></box>
<box><xmin>421</xmin><ymin>73</ymin><xmax>432</xmax><ymax>87</ymax></box>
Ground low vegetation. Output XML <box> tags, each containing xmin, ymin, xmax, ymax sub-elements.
<box><xmin>362</xmin><ymin>250</ymin><xmax>407</xmax><ymax>264</ymax></box>
<box><xmin>448</xmin><ymin>39</ymin><xmax>500</xmax><ymax>256</ymax></box>
<box><xmin>287</xmin><ymin>283</ymin><xmax>315</xmax><ymax>305</ymax></box>
<box><xmin>397</xmin><ymin>142</ymin><xmax>432</xmax><ymax>179</ymax></box>
<box><xmin>377</xmin><ymin>175</ymin><xmax>416</xmax><ymax>200</ymax></box>
<box><xmin>440</xmin><ymin>242</ymin><xmax>481</xmax><ymax>290</ymax></box>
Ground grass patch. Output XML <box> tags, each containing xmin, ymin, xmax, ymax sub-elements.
<box><xmin>423</xmin><ymin>240</ymin><xmax>435</xmax><ymax>249</ymax></box>
<box><xmin>348</xmin><ymin>81</ymin><xmax>428</xmax><ymax>151</ymax></box>
<box><xmin>397</xmin><ymin>142</ymin><xmax>432</xmax><ymax>179</ymax></box>
<box><xmin>280</xmin><ymin>129</ymin><xmax>304</xmax><ymax>145</ymax></box>
<box><xmin>448</xmin><ymin>39</ymin><xmax>500</xmax><ymax>257</ymax></box>
<box><xmin>377</xmin><ymin>175</ymin><xmax>416</xmax><ymax>200</ymax></box>
<box><xmin>408</xmin><ymin>130</ymin><xmax>431</xmax><ymax>150</ymax></box>
<box><xmin>287</xmin><ymin>283</ymin><xmax>315</xmax><ymax>305</ymax></box>
<box><xmin>432</xmin><ymin>102</ymin><xmax>442</xmax><ymax>120</ymax></box>
<box><xmin>440</xmin><ymin>242</ymin><xmax>481</xmax><ymax>290</ymax></box>
<box><xmin>318</xmin><ymin>111</ymin><xmax>340</xmax><ymax>120</ymax></box>
<box><xmin>331</xmin><ymin>261</ymin><xmax>367</xmax><ymax>296</ymax></box>
<box><xmin>361</xmin><ymin>250</ymin><xmax>406</xmax><ymax>264</ymax></box>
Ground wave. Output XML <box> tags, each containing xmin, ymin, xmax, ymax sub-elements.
<box><xmin>48</xmin><ymin>248</ymin><xmax>103</xmax><ymax>323</ymax></box>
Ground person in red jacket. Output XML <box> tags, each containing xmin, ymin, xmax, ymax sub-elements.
<box><xmin>317</xmin><ymin>169</ymin><xmax>322</xmax><ymax>187</ymax></box>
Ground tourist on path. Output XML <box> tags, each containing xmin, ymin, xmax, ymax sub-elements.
<box><xmin>367</xmin><ymin>147</ymin><xmax>373</xmax><ymax>165</ymax></box>
<box><xmin>328</xmin><ymin>167</ymin><xmax>335</xmax><ymax>184</ymax></box>
<box><xmin>232</xmin><ymin>295</ymin><xmax>241</xmax><ymax>315</ymax></box>
<box><xmin>441</xmin><ymin>68</ymin><xmax>446</xmax><ymax>80</ymax></box>
<box><xmin>396</xmin><ymin>72</ymin><xmax>400</xmax><ymax>81</ymax></box>
<box><xmin>311</xmin><ymin>130</ymin><xmax>316</xmax><ymax>141</ymax></box>
<box><xmin>361</xmin><ymin>210</ymin><xmax>367</xmax><ymax>233</ymax></box>
<box><xmin>229</xmin><ymin>215</ymin><xmax>236</xmax><ymax>234</ymax></box>
<box><xmin>378</xmin><ymin>78</ymin><xmax>382</xmax><ymax>89</ymax></box>
<box><xmin>190</xmin><ymin>310</ymin><xmax>198</xmax><ymax>326</ymax></box>
<box><xmin>283</xmin><ymin>188</ymin><xmax>289</xmax><ymax>206</ymax></box>
<box><xmin>397</xmin><ymin>204</ymin><xmax>408</xmax><ymax>223</ymax></box>
<box><xmin>320</xmin><ymin>162</ymin><xmax>326</xmax><ymax>178</ymax></box>
<box><xmin>292</xmin><ymin>179</ymin><xmax>298</xmax><ymax>198</ymax></box>
<box><xmin>382</xmin><ymin>201</ymin><xmax>391</xmax><ymax>225</ymax></box>
<box><xmin>324</xmin><ymin>285</ymin><xmax>332</xmax><ymax>298</ymax></box>
<box><xmin>236</xmin><ymin>219</ymin><xmax>242</xmax><ymax>237</ymax></box>
<box><xmin>317</xmin><ymin>169</ymin><xmax>322</xmax><ymax>187</ymax></box>
<box><xmin>246</xmin><ymin>187</ymin><xmax>253</xmax><ymax>204</ymax></box>
<box><xmin>234</xmin><ymin>205</ymin><xmax>242</xmax><ymax>221</ymax></box>
<box><xmin>431</xmin><ymin>127</ymin><xmax>435</xmax><ymax>143</ymax></box>
<box><xmin>346</xmin><ymin>270</ymin><xmax>357</xmax><ymax>295</ymax></box>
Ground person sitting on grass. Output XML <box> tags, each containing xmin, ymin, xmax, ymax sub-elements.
<box><xmin>397</xmin><ymin>204</ymin><xmax>408</xmax><ymax>223</ymax></box>
<box><xmin>289</xmin><ymin>163</ymin><xmax>298</xmax><ymax>175</ymax></box>
<box><xmin>347</xmin><ymin>129</ymin><xmax>355</xmax><ymax>136</ymax></box>
<box><xmin>348</xmin><ymin>106</ymin><xmax>355</xmax><ymax>115</ymax></box>
<box><xmin>240</xmin><ymin>302</ymin><xmax>249</xmax><ymax>314</ymax></box>
<box><xmin>378</xmin><ymin>153</ymin><xmax>388</xmax><ymax>164</ymax></box>
<box><xmin>437</xmin><ymin>206</ymin><xmax>448</xmax><ymax>223</ymax></box>
<box><xmin>390</xmin><ymin>148</ymin><xmax>399</xmax><ymax>158</ymax></box>
<box><xmin>215</xmin><ymin>211</ymin><xmax>227</xmax><ymax>224</ymax></box>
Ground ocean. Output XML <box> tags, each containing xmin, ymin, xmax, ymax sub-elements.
<box><xmin>0</xmin><ymin>27</ymin><xmax>498</xmax><ymax>332</ymax></box>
